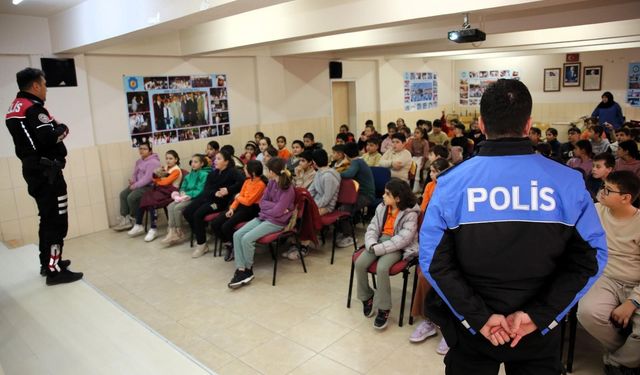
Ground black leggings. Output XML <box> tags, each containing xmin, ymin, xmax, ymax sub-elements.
<box><xmin>182</xmin><ymin>195</ymin><xmax>228</xmax><ymax>245</ymax></box>
<box><xmin>210</xmin><ymin>204</ymin><xmax>260</xmax><ymax>243</ymax></box>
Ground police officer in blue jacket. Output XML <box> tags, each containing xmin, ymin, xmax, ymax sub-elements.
<box><xmin>420</xmin><ymin>79</ymin><xmax>607</xmax><ymax>374</ymax></box>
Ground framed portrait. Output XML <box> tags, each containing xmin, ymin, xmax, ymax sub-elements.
<box><xmin>583</xmin><ymin>65</ymin><xmax>602</xmax><ymax>91</ymax></box>
<box><xmin>563</xmin><ymin>63</ymin><xmax>581</xmax><ymax>87</ymax></box>
<box><xmin>543</xmin><ymin>68</ymin><xmax>561</xmax><ymax>92</ymax></box>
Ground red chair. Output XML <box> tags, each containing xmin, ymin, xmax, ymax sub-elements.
<box><xmin>255</xmin><ymin>188</ymin><xmax>308</xmax><ymax>286</ymax></box>
<box><xmin>346</xmin><ymin>246</ymin><xmax>418</xmax><ymax>327</ymax></box>
<box><xmin>320</xmin><ymin>178</ymin><xmax>359</xmax><ymax>264</ymax></box>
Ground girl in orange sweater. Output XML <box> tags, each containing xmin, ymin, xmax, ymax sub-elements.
<box><xmin>132</xmin><ymin>150</ymin><xmax>183</xmax><ymax>242</ymax></box>
<box><xmin>210</xmin><ymin>160</ymin><xmax>267</xmax><ymax>261</ymax></box>
<box><xmin>410</xmin><ymin>158</ymin><xmax>451</xmax><ymax>353</ymax></box>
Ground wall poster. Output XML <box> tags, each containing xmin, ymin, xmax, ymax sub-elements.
<box><xmin>458</xmin><ymin>69</ymin><xmax>520</xmax><ymax>106</ymax></box>
<box><xmin>403</xmin><ymin>72</ymin><xmax>438</xmax><ymax>112</ymax></box>
<box><xmin>123</xmin><ymin>74</ymin><xmax>230</xmax><ymax>147</ymax></box>
<box><xmin>628</xmin><ymin>62</ymin><xmax>640</xmax><ymax>107</ymax></box>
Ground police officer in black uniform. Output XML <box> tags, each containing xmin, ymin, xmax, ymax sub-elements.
<box><xmin>5</xmin><ymin>68</ymin><xmax>83</xmax><ymax>285</ymax></box>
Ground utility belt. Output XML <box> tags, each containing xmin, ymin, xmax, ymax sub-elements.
<box><xmin>39</xmin><ymin>157</ymin><xmax>65</xmax><ymax>184</ymax></box>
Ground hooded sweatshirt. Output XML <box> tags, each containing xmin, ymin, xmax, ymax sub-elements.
<box><xmin>131</xmin><ymin>153</ymin><xmax>161</xmax><ymax>189</ymax></box>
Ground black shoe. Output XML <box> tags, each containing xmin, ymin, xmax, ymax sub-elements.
<box><xmin>40</xmin><ymin>259</ymin><xmax>71</xmax><ymax>276</ymax></box>
<box><xmin>224</xmin><ymin>244</ymin><xmax>235</xmax><ymax>262</ymax></box>
<box><xmin>46</xmin><ymin>269</ymin><xmax>83</xmax><ymax>286</ymax></box>
<box><xmin>228</xmin><ymin>268</ymin><xmax>254</xmax><ymax>289</ymax></box>
<box><xmin>374</xmin><ymin>309</ymin><xmax>390</xmax><ymax>330</ymax></box>
<box><xmin>363</xmin><ymin>297</ymin><xmax>374</xmax><ymax>317</ymax></box>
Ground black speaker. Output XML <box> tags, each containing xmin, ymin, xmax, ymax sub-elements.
<box><xmin>40</xmin><ymin>58</ymin><xmax>78</xmax><ymax>87</ymax></box>
<box><xmin>329</xmin><ymin>61</ymin><xmax>342</xmax><ymax>79</ymax></box>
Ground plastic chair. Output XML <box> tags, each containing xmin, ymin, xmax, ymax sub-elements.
<box><xmin>255</xmin><ymin>188</ymin><xmax>308</xmax><ymax>286</ymax></box>
<box><xmin>367</xmin><ymin>167</ymin><xmax>391</xmax><ymax>219</ymax></box>
<box><xmin>560</xmin><ymin>304</ymin><xmax>579</xmax><ymax>373</ymax></box>
<box><xmin>319</xmin><ymin>179</ymin><xmax>359</xmax><ymax>264</ymax></box>
<box><xmin>346</xmin><ymin>246</ymin><xmax>418</xmax><ymax>327</ymax></box>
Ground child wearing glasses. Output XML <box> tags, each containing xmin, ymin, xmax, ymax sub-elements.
<box><xmin>578</xmin><ymin>171</ymin><xmax>640</xmax><ymax>375</ymax></box>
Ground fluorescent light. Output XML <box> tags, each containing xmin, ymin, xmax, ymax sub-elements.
<box><xmin>12</xmin><ymin>0</ymin><xmax>24</xmax><ymax>5</ymax></box>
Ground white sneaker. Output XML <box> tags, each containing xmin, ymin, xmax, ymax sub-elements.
<box><xmin>144</xmin><ymin>228</ymin><xmax>158</xmax><ymax>242</ymax></box>
<box><xmin>127</xmin><ymin>224</ymin><xmax>145</xmax><ymax>237</ymax></box>
<box><xmin>436</xmin><ymin>337</ymin><xmax>449</xmax><ymax>355</ymax></box>
<box><xmin>409</xmin><ymin>320</ymin><xmax>437</xmax><ymax>343</ymax></box>
<box><xmin>191</xmin><ymin>243</ymin><xmax>209</xmax><ymax>258</ymax></box>
<box><xmin>336</xmin><ymin>236</ymin><xmax>355</xmax><ymax>248</ymax></box>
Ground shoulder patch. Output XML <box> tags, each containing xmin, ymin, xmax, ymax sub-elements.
<box><xmin>38</xmin><ymin>113</ymin><xmax>51</xmax><ymax>123</ymax></box>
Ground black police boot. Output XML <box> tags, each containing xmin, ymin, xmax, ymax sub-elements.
<box><xmin>46</xmin><ymin>269</ymin><xmax>83</xmax><ymax>286</ymax></box>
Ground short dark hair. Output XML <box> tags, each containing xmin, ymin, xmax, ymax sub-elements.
<box><xmin>535</xmin><ymin>143</ymin><xmax>551</xmax><ymax>156</ymax></box>
<box><xmin>208</xmin><ymin>140</ymin><xmax>220</xmax><ymax>151</ymax></box>
<box><xmin>365</xmin><ymin>119</ymin><xmax>374</xmax><ymax>126</ymax></box>
<box><xmin>431</xmin><ymin>145</ymin><xmax>449</xmax><ymax>159</ymax></box>
<box><xmin>546</xmin><ymin>128</ymin><xmax>558</xmax><ymax>137</ymax></box>
<box><xmin>384</xmin><ymin>178</ymin><xmax>417</xmax><ymax>210</ymax></box>
<box><xmin>391</xmin><ymin>133</ymin><xmax>406</xmax><ymax>143</ymax></box>
<box><xmin>254</xmin><ymin>131</ymin><xmax>264</xmax><ymax>139</ymax></box>
<box><xmin>416</xmin><ymin>119</ymin><xmax>427</xmax><ymax>127</ymax></box>
<box><xmin>344</xmin><ymin>142</ymin><xmax>359</xmax><ymax>158</ymax></box>
<box><xmin>480</xmin><ymin>79</ymin><xmax>532</xmax><ymax>138</ymax></box>
<box><xmin>619</xmin><ymin>140</ymin><xmax>640</xmax><ymax>160</ymax></box>
<box><xmin>529</xmin><ymin>127</ymin><xmax>542</xmax><ymax>136</ymax></box>
<box><xmin>606</xmin><ymin>171</ymin><xmax>640</xmax><ymax>202</ymax></box>
<box><xmin>266</xmin><ymin>146</ymin><xmax>278</xmax><ymax>157</ymax></box>
<box><xmin>292</xmin><ymin>140</ymin><xmax>304</xmax><ymax>149</ymax></box>
<box><xmin>299</xmin><ymin>150</ymin><xmax>314</xmax><ymax>162</ymax></box>
<box><xmin>303</xmin><ymin>132</ymin><xmax>315</xmax><ymax>141</ymax></box>
<box><xmin>332</xmin><ymin>144</ymin><xmax>346</xmax><ymax>154</ymax></box>
<box><xmin>336</xmin><ymin>133</ymin><xmax>349</xmax><ymax>143</ymax></box>
<box><xmin>220</xmin><ymin>144</ymin><xmax>235</xmax><ymax>155</ymax></box>
<box><xmin>311</xmin><ymin>149</ymin><xmax>329</xmax><ymax>167</ymax></box>
<box><xmin>591</xmin><ymin>125</ymin><xmax>605</xmax><ymax>137</ymax></box>
<box><xmin>17</xmin><ymin>67</ymin><xmax>45</xmax><ymax>91</ymax></box>
<box><xmin>616</xmin><ymin>128</ymin><xmax>631</xmax><ymax>136</ymax></box>
<box><xmin>593</xmin><ymin>152</ymin><xmax>615</xmax><ymax>168</ymax></box>
<box><xmin>568</xmin><ymin>127</ymin><xmax>581</xmax><ymax>135</ymax></box>
<box><xmin>367</xmin><ymin>136</ymin><xmax>380</xmax><ymax>146</ymax></box>
<box><xmin>139</xmin><ymin>141</ymin><xmax>152</xmax><ymax>151</ymax></box>
<box><xmin>430</xmin><ymin>158</ymin><xmax>451</xmax><ymax>173</ymax></box>
<box><xmin>432</xmin><ymin>120</ymin><xmax>442</xmax><ymax>128</ymax></box>
<box><xmin>340</xmin><ymin>124</ymin><xmax>349</xmax><ymax>131</ymax></box>
<box><xmin>276</xmin><ymin>135</ymin><xmax>287</xmax><ymax>143</ymax></box>
<box><xmin>387</xmin><ymin>122</ymin><xmax>397</xmax><ymax>130</ymax></box>
<box><xmin>246</xmin><ymin>159</ymin><xmax>264</xmax><ymax>177</ymax></box>
<box><xmin>454</xmin><ymin>124</ymin><xmax>465</xmax><ymax>131</ymax></box>
<box><xmin>575</xmin><ymin>140</ymin><xmax>593</xmax><ymax>158</ymax></box>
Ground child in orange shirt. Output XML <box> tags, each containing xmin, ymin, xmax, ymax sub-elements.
<box><xmin>410</xmin><ymin>158</ymin><xmax>451</xmax><ymax>353</ymax></box>
<box><xmin>276</xmin><ymin>136</ymin><xmax>292</xmax><ymax>161</ymax></box>
<box><xmin>132</xmin><ymin>150</ymin><xmax>183</xmax><ymax>242</ymax></box>
<box><xmin>210</xmin><ymin>160</ymin><xmax>267</xmax><ymax>261</ymax></box>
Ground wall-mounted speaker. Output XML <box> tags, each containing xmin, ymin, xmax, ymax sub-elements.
<box><xmin>329</xmin><ymin>61</ymin><xmax>342</xmax><ymax>79</ymax></box>
<box><xmin>40</xmin><ymin>58</ymin><xmax>78</xmax><ymax>87</ymax></box>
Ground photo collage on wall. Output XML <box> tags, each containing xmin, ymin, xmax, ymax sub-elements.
<box><xmin>403</xmin><ymin>72</ymin><xmax>438</xmax><ymax>112</ymax></box>
<box><xmin>459</xmin><ymin>69</ymin><xmax>520</xmax><ymax>106</ymax></box>
<box><xmin>627</xmin><ymin>62</ymin><xmax>640</xmax><ymax>107</ymax></box>
<box><xmin>123</xmin><ymin>74</ymin><xmax>231</xmax><ymax>147</ymax></box>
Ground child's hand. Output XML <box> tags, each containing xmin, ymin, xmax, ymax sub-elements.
<box><xmin>225</xmin><ymin>208</ymin><xmax>234</xmax><ymax>218</ymax></box>
<box><xmin>610</xmin><ymin>300</ymin><xmax>637</xmax><ymax>328</ymax></box>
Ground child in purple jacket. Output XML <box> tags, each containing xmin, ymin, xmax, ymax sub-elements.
<box><xmin>228</xmin><ymin>157</ymin><xmax>295</xmax><ymax>288</ymax></box>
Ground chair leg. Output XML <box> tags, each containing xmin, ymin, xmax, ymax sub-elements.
<box><xmin>331</xmin><ymin>223</ymin><xmax>338</xmax><ymax>265</ymax></box>
<box><xmin>567</xmin><ymin>306</ymin><xmax>578</xmax><ymax>373</ymax></box>
<box><xmin>190</xmin><ymin>231</ymin><xmax>194</xmax><ymax>247</ymax></box>
<box><xmin>272</xmin><ymin>242</ymin><xmax>278</xmax><ymax>286</ymax></box>
<box><xmin>296</xmin><ymin>236</ymin><xmax>307</xmax><ymax>273</ymax></box>
<box><xmin>350</xmin><ymin>219</ymin><xmax>358</xmax><ymax>253</ymax></box>
<box><xmin>346</xmin><ymin>259</ymin><xmax>355</xmax><ymax>308</ymax></box>
<box><xmin>399</xmin><ymin>270</ymin><xmax>409</xmax><ymax>327</ymax></box>
<box><xmin>408</xmin><ymin>265</ymin><xmax>419</xmax><ymax>325</ymax></box>
<box><xmin>320</xmin><ymin>227</ymin><xmax>326</xmax><ymax>246</ymax></box>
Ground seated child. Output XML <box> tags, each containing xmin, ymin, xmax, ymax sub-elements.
<box><xmin>211</xmin><ymin>160</ymin><xmax>267</xmax><ymax>262</ymax></box>
<box><xmin>240</xmin><ymin>141</ymin><xmax>257</xmax><ymax>165</ymax></box>
<box><xmin>256</xmin><ymin>137</ymin><xmax>271</xmax><ymax>162</ymax></box>
<box><xmin>362</xmin><ymin>137</ymin><xmax>381</xmax><ymax>167</ymax></box>
<box><xmin>567</xmin><ymin>139</ymin><xmax>594</xmax><ymax>178</ymax></box>
<box><xmin>129</xmin><ymin>150</ymin><xmax>183</xmax><ymax>242</ymax></box>
<box><xmin>335</xmin><ymin>133</ymin><xmax>349</xmax><ymax>145</ymax></box>
<box><xmin>411</xmin><ymin>158</ymin><xmax>451</xmax><ymax>354</ymax></box>
<box><xmin>162</xmin><ymin>154</ymin><xmax>209</xmax><ymax>245</ymax></box>
<box><xmin>379</xmin><ymin>133</ymin><xmax>412</xmax><ymax>182</ymax></box>
<box><xmin>356</xmin><ymin>178</ymin><xmax>419</xmax><ymax>330</ymax></box>
<box><xmin>263</xmin><ymin>145</ymin><xmax>278</xmax><ymax>165</ymax></box>
<box><xmin>286</xmin><ymin>140</ymin><xmax>305</xmax><ymax>174</ymax></box>
<box><xmin>276</xmin><ymin>136</ymin><xmax>291</xmax><ymax>160</ymax></box>
<box><xmin>331</xmin><ymin>144</ymin><xmax>351</xmax><ymax>173</ymax></box>
<box><xmin>578</xmin><ymin>171</ymin><xmax>640</xmax><ymax>374</ymax></box>
<box><xmin>293</xmin><ymin>150</ymin><xmax>316</xmax><ymax>189</ymax></box>
<box><xmin>587</xmin><ymin>153</ymin><xmax>615</xmax><ymax>201</ymax></box>
<box><xmin>205</xmin><ymin>140</ymin><xmax>219</xmax><ymax>166</ymax></box>
<box><xmin>309</xmin><ymin>149</ymin><xmax>341</xmax><ymax>216</ymax></box>
<box><xmin>228</xmin><ymin>158</ymin><xmax>295</xmax><ymax>289</ymax></box>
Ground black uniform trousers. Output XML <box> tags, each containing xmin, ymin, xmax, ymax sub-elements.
<box><xmin>209</xmin><ymin>204</ymin><xmax>260</xmax><ymax>243</ymax></box>
<box><xmin>22</xmin><ymin>166</ymin><xmax>68</xmax><ymax>270</ymax></box>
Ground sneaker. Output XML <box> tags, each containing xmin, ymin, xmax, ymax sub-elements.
<box><xmin>127</xmin><ymin>224</ymin><xmax>145</xmax><ymax>237</ymax></box>
<box><xmin>282</xmin><ymin>244</ymin><xmax>298</xmax><ymax>258</ymax></box>
<box><xmin>46</xmin><ymin>269</ymin><xmax>84</xmax><ymax>286</ymax></box>
<box><xmin>374</xmin><ymin>309</ymin><xmax>390</xmax><ymax>329</ymax></box>
<box><xmin>223</xmin><ymin>243</ymin><xmax>234</xmax><ymax>262</ymax></box>
<box><xmin>287</xmin><ymin>245</ymin><xmax>308</xmax><ymax>260</ymax></box>
<box><xmin>436</xmin><ymin>337</ymin><xmax>449</xmax><ymax>355</ymax></box>
<box><xmin>228</xmin><ymin>268</ymin><xmax>254</xmax><ymax>289</ymax></box>
<box><xmin>191</xmin><ymin>243</ymin><xmax>209</xmax><ymax>258</ymax></box>
<box><xmin>113</xmin><ymin>215</ymin><xmax>134</xmax><ymax>231</ymax></box>
<box><xmin>336</xmin><ymin>236</ymin><xmax>355</xmax><ymax>248</ymax></box>
<box><xmin>161</xmin><ymin>228</ymin><xmax>176</xmax><ymax>244</ymax></box>
<box><xmin>40</xmin><ymin>259</ymin><xmax>71</xmax><ymax>276</ymax></box>
<box><xmin>144</xmin><ymin>228</ymin><xmax>158</xmax><ymax>242</ymax></box>
<box><xmin>409</xmin><ymin>320</ymin><xmax>437</xmax><ymax>343</ymax></box>
<box><xmin>362</xmin><ymin>297</ymin><xmax>375</xmax><ymax>318</ymax></box>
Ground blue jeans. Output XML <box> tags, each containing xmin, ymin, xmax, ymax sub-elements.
<box><xmin>233</xmin><ymin>218</ymin><xmax>283</xmax><ymax>269</ymax></box>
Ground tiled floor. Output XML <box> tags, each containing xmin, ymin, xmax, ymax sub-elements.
<box><xmin>12</xmin><ymin>226</ymin><xmax>605</xmax><ymax>374</ymax></box>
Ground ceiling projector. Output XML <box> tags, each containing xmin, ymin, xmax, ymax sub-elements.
<box><xmin>448</xmin><ymin>28</ymin><xmax>486</xmax><ymax>43</ymax></box>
